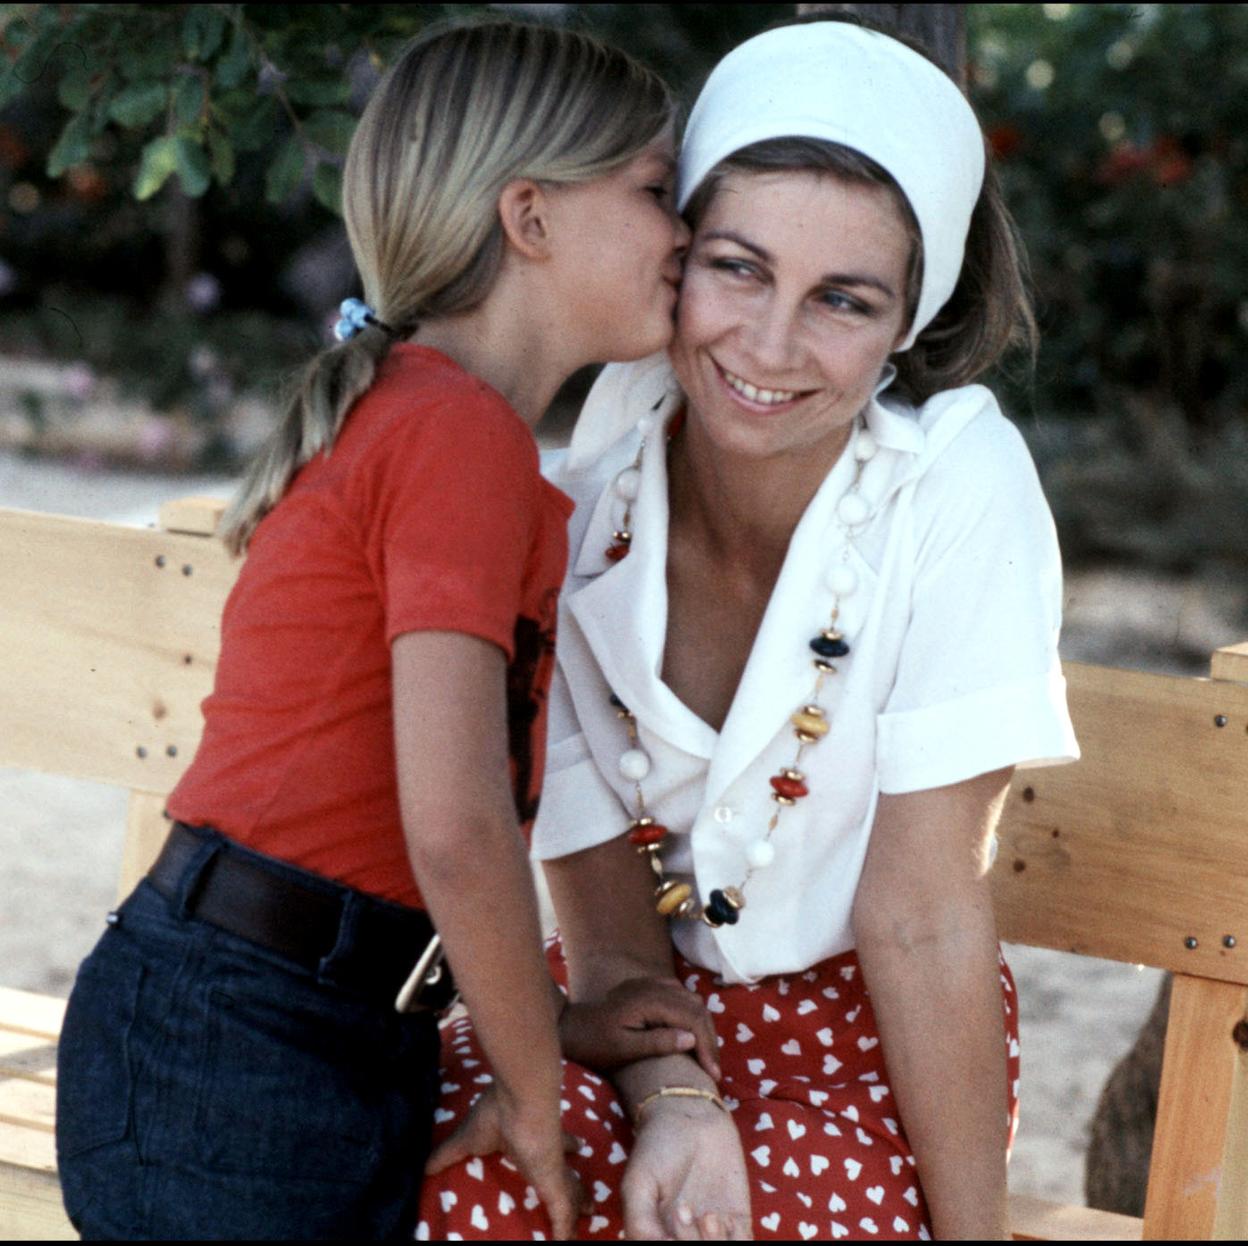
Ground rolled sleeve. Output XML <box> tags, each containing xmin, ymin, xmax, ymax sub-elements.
<box><xmin>876</xmin><ymin>408</ymin><xmax>1079</xmax><ymax>792</ymax></box>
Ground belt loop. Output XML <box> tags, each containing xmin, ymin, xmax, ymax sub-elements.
<box><xmin>171</xmin><ymin>829</ymin><xmax>222</xmax><ymax>921</ymax></box>
<box><xmin>317</xmin><ymin>890</ymin><xmax>361</xmax><ymax>987</ymax></box>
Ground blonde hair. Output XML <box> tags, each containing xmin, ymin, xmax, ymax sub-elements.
<box><xmin>221</xmin><ymin>19</ymin><xmax>674</xmax><ymax>554</ymax></box>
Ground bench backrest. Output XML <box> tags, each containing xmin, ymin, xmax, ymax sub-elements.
<box><xmin>3</xmin><ymin>499</ymin><xmax>1247</xmax><ymax>1239</ymax></box>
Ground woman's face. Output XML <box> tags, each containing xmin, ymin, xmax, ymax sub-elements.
<box><xmin>670</xmin><ymin>170</ymin><xmax>912</xmax><ymax>462</ymax></box>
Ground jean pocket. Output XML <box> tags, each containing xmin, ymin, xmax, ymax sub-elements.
<box><xmin>56</xmin><ymin>949</ymin><xmax>143</xmax><ymax>1160</ymax></box>
<box><xmin>195</xmin><ymin>982</ymin><xmax>385</xmax><ymax>1184</ymax></box>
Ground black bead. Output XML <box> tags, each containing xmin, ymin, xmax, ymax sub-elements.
<box><xmin>809</xmin><ymin>634</ymin><xmax>850</xmax><ymax>658</ymax></box>
<box><xmin>706</xmin><ymin>889</ymin><xmax>741</xmax><ymax>926</ymax></box>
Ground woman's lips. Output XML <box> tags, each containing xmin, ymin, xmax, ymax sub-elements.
<box><xmin>713</xmin><ymin>359</ymin><xmax>809</xmax><ymax>414</ymax></box>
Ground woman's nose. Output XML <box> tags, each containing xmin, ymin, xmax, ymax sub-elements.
<box><xmin>742</xmin><ymin>297</ymin><xmax>799</xmax><ymax>373</ymax></box>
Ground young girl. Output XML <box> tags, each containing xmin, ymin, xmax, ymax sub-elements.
<box><xmin>54</xmin><ymin>19</ymin><xmax>704</xmax><ymax>1240</ymax></box>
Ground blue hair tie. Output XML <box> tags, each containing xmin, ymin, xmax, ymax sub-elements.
<box><xmin>333</xmin><ymin>297</ymin><xmax>399</xmax><ymax>342</ymax></box>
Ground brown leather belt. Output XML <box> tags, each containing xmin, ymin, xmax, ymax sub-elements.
<box><xmin>147</xmin><ymin>823</ymin><xmax>456</xmax><ymax>1013</ymax></box>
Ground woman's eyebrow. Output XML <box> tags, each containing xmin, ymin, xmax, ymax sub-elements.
<box><xmin>702</xmin><ymin>230</ymin><xmax>896</xmax><ymax>299</ymax></box>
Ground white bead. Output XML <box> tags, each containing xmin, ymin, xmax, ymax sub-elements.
<box><xmin>613</xmin><ymin>468</ymin><xmax>641</xmax><ymax>501</ymax></box>
<box><xmin>619</xmin><ymin>749</ymin><xmax>651</xmax><ymax>781</ymax></box>
<box><xmin>746</xmin><ymin>840</ymin><xmax>776</xmax><ymax>869</ymax></box>
<box><xmin>837</xmin><ymin>493</ymin><xmax>869</xmax><ymax>527</ymax></box>
<box><xmin>826</xmin><ymin>563</ymin><xmax>858</xmax><ymax>597</ymax></box>
<box><xmin>854</xmin><ymin>429</ymin><xmax>878</xmax><ymax>461</ymax></box>
<box><xmin>637</xmin><ymin>413</ymin><xmax>658</xmax><ymax>437</ymax></box>
<box><xmin>713</xmin><ymin>805</ymin><xmax>734</xmax><ymax>825</ymax></box>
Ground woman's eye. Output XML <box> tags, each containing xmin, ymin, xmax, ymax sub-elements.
<box><xmin>711</xmin><ymin>257</ymin><xmax>756</xmax><ymax>278</ymax></box>
<box><xmin>647</xmin><ymin>184</ymin><xmax>670</xmax><ymax>202</ymax></box>
<box><xmin>820</xmin><ymin>290</ymin><xmax>867</xmax><ymax>314</ymax></box>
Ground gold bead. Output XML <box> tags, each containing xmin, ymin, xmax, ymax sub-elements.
<box><xmin>820</xmin><ymin>629</ymin><xmax>843</xmax><ymax>642</ymax></box>
<box><xmin>791</xmin><ymin>707</ymin><xmax>830</xmax><ymax>740</ymax></box>
<box><xmin>722</xmin><ymin>886</ymin><xmax>745</xmax><ymax>911</ymax></box>
<box><xmin>656</xmin><ymin>882</ymin><xmax>692</xmax><ymax>916</ymax></box>
<box><xmin>813</xmin><ymin>658</ymin><xmax>837</xmax><ymax>674</ymax></box>
<box><xmin>772</xmin><ymin>793</ymin><xmax>796</xmax><ymax>806</ymax></box>
<box><xmin>650</xmin><ymin>854</ymin><xmax>666</xmax><ymax>877</ymax></box>
<box><xmin>629</xmin><ymin>816</ymin><xmax>655</xmax><ymax>829</ymax></box>
<box><xmin>612</xmin><ymin>529</ymin><xmax>632</xmax><ymax>543</ymax></box>
<box><xmin>782</xmin><ymin>768</ymin><xmax>805</xmax><ymax>781</ymax></box>
<box><xmin>675</xmin><ymin>896</ymin><xmax>699</xmax><ymax>919</ymax></box>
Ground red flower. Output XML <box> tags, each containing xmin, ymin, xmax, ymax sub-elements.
<box><xmin>1150</xmin><ymin>135</ymin><xmax>1193</xmax><ymax>187</ymax></box>
<box><xmin>987</xmin><ymin>124</ymin><xmax>1023</xmax><ymax>160</ymax></box>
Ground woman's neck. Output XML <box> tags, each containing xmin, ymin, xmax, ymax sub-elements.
<box><xmin>667</xmin><ymin>409</ymin><xmax>853</xmax><ymax>584</ymax></box>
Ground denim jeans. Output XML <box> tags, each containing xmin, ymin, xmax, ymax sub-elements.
<box><xmin>56</xmin><ymin>834</ymin><xmax>442</xmax><ymax>1241</ymax></box>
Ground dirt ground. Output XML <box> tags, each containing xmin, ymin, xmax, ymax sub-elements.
<box><xmin>5</xmin><ymin>446</ymin><xmax>1240</xmax><ymax>1210</ymax></box>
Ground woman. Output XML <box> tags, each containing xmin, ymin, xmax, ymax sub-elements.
<box><xmin>423</xmin><ymin>16</ymin><xmax>1078</xmax><ymax>1241</ymax></box>
<box><xmin>54</xmin><ymin>19</ymin><xmax>713</xmax><ymax>1241</ymax></box>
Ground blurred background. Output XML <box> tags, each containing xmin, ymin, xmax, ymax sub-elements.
<box><xmin>2</xmin><ymin>0</ymin><xmax>1245</xmax><ymax>1215</ymax></box>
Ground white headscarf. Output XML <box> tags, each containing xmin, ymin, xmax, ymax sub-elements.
<box><xmin>567</xmin><ymin>19</ymin><xmax>986</xmax><ymax>471</ymax></box>
<box><xmin>678</xmin><ymin>20</ymin><xmax>985</xmax><ymax>351</ymax></box>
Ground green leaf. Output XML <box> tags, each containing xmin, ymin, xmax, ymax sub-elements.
<box><xmin>118</xmin><ymin>22</ymin><xmax>178</xmax><ymax>82</ymax></box>
<box><xmin>108</xmin><ymin>81</ymin><xmax>168</xmax><ymax>127</ymax></box>
<box><xmin>225</xmin><ymin>95</ymin><xmax>279</xmax><ymax>152</ymax></box>
<box><xmin>183</xmin><ymin>7</ymin><xmax>226</xmax><ymax>62</ymax></box>
<box><xmin>284</xmin><ymin>76</ymin><xmax>351</xmax><ymax>107</ymax></box>
<box><xmin>174</xmin><ymin>134</ymin><xmax>212</xmax><ymax>197</ymax></box>
<box><xmin>215</xmin><ymin>21</ymin><xmax>251</xmax><ymax>89</ymax></box>
<box><xmin>173</xmin><ymin>73</ymin><xmax>206</xmax><ymax>127</ymax></box>
<box><xmin>302</xmin><ymin>109</ymin><xmax>354</xmax><ymax>157</ymax></box>
<box><xmin>312</xmin><ymin>161</ymin><xmax>343</xmax><ymax>216</ymax></box>
<box><xmin>133</xmin><ymin>134</ymin><xmax>179</xmax><ymax>200</ymax></box>
<box><xmin>207</xmin><ymin>129</ymin><xmax>236</xmax><ymax>186</ymax></box>
<box><xmin>264</xmin><ymin>134</ymin><xmax>305</xmax><ymax>205</ymax></box>
<box><xmin>57</xmin><ymin>61</ymin><xmax>93</xmax><ymax>111</ymax></box>
<box><xmin>47</xmin><ymin>112</ymin><xmax>91</xmax><ymax>177</ymax></box>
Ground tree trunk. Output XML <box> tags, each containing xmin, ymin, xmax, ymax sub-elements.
<box><xmin>796</xmin><ymin>4</ymin><xmax>966</xmax><ymax>85</ymax></box>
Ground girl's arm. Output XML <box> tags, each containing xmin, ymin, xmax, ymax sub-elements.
<box><xmin>392</xmin><ymin>630</ymin><xmax>580</xmax><ymax>1239</ymax></box>
<box><xmin>851</xmin><ymin>767</ymin><xmax>1015</xmax><ymax>1242</ymax></box>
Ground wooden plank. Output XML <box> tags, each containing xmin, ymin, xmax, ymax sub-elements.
<box><xmin>1211</xmin><ymin>642</ymin><xmax>1248</xmax><ymax>684</ymax></box>
<box><xmin>0</xmin><ymin>1077</ymin><xmax>55</xmax><ymax>1133</ymax></box>
<box><xmin>993</xmin><ymin>663</ymin><xmax>1248</xmax><ymax>982</ymax></box>
<box><xmin>0</xmin><ymin>1162</ymin><xmax>74</xmax><ymax>1240</ymax></box>
<box><xmin>158</xmin><ymin>495</ymin><xmax>228</xmax><ymax>537</ymax></box>
<box><xmin>118</xmin><ymin>791</ymin><xmax>172</xmax><ymax>903</ymax></box>
<box><xmin>0</xmin><ymin>990</ymin><xmax>65</xmax><ymax>1042</ymax></box>
<box><xmin>1008</xmin><ymin>1191</ymin><xmax>1142</xmax><ymax>1241</ymax></box>
<box><xmin>0</xmin><ymin>506</ymin><xmax>239</xmax><ymax>790</ymax></box>
<box><xmin>0</xmin><ymin>1120</ymin><xmax>56</xmax><ymax>1175</ymax></box>
<box><xmin>1142</xmin><ymin>974</ymin><xmax>1248</xmax><ymax>1238</ymax></box>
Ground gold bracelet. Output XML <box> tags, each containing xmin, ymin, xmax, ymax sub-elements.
<box><xmin>634</xmin><ymin>1086</ymin><xmax>730</xmax><ymax>1124</ymax></box>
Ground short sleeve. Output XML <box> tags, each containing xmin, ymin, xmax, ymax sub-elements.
<box><xmin>875</xmin><ymin>405</ymin><xmax>1079</xmax><ymax>793</ymax></box>
<box><xmin>360</xmin><ymin>387</ymin><xmax>541</xmax><ymax>658</ymax></box>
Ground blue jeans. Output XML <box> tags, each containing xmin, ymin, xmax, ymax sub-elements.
<box><xmin>56</xmin><ymin>838</ymin><xmax>442</xmax><ymax>1240</ymax></box>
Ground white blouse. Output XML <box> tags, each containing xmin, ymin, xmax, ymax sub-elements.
<box><xmin>532</xmin><ymin>355</ymin><xmax>1079</xmax><ymax>985</ymax></box>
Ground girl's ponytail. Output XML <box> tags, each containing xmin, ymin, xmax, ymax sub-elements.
<box><xmin>221</xmin><ymin>18</ymin><xmax>674</xmax><ymax>555</ymax></box>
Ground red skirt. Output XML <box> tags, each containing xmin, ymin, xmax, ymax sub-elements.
<box><xmin>416</xmin><ymin>943</ymin><xmax>1020</xmax><ymax>1241</ymax></box>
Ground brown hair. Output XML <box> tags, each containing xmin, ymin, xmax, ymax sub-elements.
<box><xmin>221</xmin><ymin>18</ymin><xmax>675</xmax><ymax>554</ymax></box>
<box><xmin>682</xmin><ymin>16</ymin><xmax>1036</xmax><ymax>405</ymax></box>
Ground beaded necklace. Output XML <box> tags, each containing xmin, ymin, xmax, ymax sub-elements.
<box><xmin>605</xmin><ymin>411</ymin><xmax>879</xmax><ymax>929</ymax></box>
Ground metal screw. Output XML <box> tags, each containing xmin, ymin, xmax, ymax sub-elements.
<box><xmin>1234</xmin><ymin>1020</ymin><xmax>1248</xmax><ymax>1051</ymax></box>
<box><xmin>135</xmin><ymin>746</ymin><xmax>147</xmax><ymax>759</ymax></box>
<box><xmin>165</xmin><ymin>745</ymin><xmax>177</xmax><ymax>758</ymax></box>
<box><xmin>1021</xmin><ymin>787</ymin><xmax>1036</xmax><ymax>803</ymax></box>
<box><xmin>1215</xmin><ymin>715</ymin><xmax>1228</xmax><ymax>728</ymax></box>
<box><xmin>105</xmin><ymin>911</ymin><xmax>120</xmax><ymax>926</ymax></box>
<box><xmin>1225</xmin><ymin>935</ymin><xmax>1238</xmax><ymax>949</ymax></box>
<box><xmin>1185</xmin><ymin>936</ymin><xmax>1199</xmax><ymax>950</ymax></box>
<box><xmin>181</xmin><ymin>564</ymin><xmax>193</xmax><ymax>576</ymax></box>
<box><xmin>154</xmin><ymin>555</ymin><xmax>166</xmax><ymax>568</ymax></box>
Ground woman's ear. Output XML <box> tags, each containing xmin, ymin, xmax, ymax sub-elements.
<box><xmin>497</xmin><ymin>179</ymin><xmax>552</xmax><ymax>261</ymax></box>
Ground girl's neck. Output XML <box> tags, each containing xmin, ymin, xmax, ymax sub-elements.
<box><xmin>410</xmin><ymin>281</ymin><xmax>574</xmax><ymax>428</ymax></box>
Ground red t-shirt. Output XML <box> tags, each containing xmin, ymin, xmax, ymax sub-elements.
<box><xmin>167</xmin><ymin>344</ymin><xmax>574</xmax><ymax>908</ymax></box>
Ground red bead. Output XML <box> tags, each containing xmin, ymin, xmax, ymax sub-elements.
<box><xmin>769</xmin><ymin>774</ymin><xmax>809</xmax><ymax>800</ymax></box>
<box><xmin>606</xmin><ymin>543</ymin><xmax>631</xmax><ymax>562</ymax></box>
<box><xmin>628</xmin><ymin>822</ymin><xmax>669</xmax><ymax>846</ymax></box>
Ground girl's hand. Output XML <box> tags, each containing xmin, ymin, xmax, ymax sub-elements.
<box><xmin>621</xmin><ymin>1097</ymin><xmax>752</xmax><ymax>1240</ymax></box>
<box><xmin>426</xmin><ymin>1087</ymin><xmax>586</xmax><ymax>1239</ymax></box>
<box><xmin>559</xmin><ymin>977</ymin><xmax>722</xmax><ymax>1080</ymax></box>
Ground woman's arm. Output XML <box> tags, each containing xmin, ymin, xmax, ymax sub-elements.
<box><xmin>393</xmin><ymin>630</ymin><xmax>580</xmax><ymax>1238</ymax></box>
<box><xmin>851</xmin><ymin>767</ymin><xmax>1015</xmax><ymax>1242</ymax></box>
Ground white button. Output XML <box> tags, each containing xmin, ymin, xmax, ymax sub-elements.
<box><xmin>713</xmin><ymin>805</ymin><xmax>734</xmax><ymax>824</ymax></box>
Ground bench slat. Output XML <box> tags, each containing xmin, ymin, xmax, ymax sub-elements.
<box><xmin>1007</xmin><ymin>1192</ymin><xmax>1142</xmax><ymax>1241</ymax></box>
<box><xmin>994</xmin><ymin>663</ymin><xmax>1248</xmax><ymax>984</ymax></box>
<box><xmin>0</xmin><ymin>1162</ymin><xmax>76</xmax><ymax>1240</ymax></box>
<box><xmin>0</xmin><ymin>989</ymin><xmax>66</xmax><ymax>1042</ymax></box>
<box><xmin>0</xmin><ymin>506</ymin><xmax>238</xmax><ymax>792</ymax></box>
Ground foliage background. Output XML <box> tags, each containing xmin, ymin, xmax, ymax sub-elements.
<box><xmin>1</xmin><ymin>2</ymin><xmax>1246</xmax><ymax>568</ymax></box>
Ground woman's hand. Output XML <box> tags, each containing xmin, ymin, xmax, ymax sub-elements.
<box><xmin>426</xmin><ymin>1087</ymin><xmax>586</xmax><ymax>1239</ymax></box>
<box><xmin>621</xmin><ymin>1098</ymin><xmax>752</xmax><ymax>1241</ymax></box>
<box><xmin>559</xmin><ymin>977</ymin><xmax>722</xmax><ymax>1080</ymax></box>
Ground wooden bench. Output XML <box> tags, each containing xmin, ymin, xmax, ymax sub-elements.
<box><xmin>1</xmin><ymin>496</ymin><xmax>1245</xmax><ymax>1240</ymax></box>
